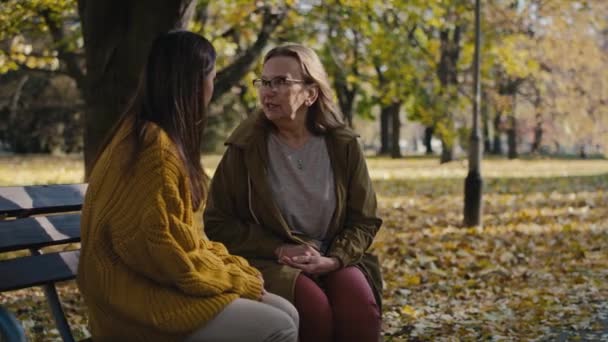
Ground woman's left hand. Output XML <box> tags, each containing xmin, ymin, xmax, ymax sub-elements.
<box><xmin>281</xmin><ymin>255</ymin><xmax>341</xmax><ymax>275</ymax></box>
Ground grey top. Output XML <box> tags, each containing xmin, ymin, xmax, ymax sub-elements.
<box><xmin>267</xmin><ymin>133</ymin><xmax>336</xmax><ymax>251</ymax></box>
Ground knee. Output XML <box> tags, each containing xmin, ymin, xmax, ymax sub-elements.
<box><xmin>284</xmin><ymin>301</ymin><xmax>300</xmax><ymax>329</ymax></box>
<box><xmin>295</xmin><ymin>275</ymin><xmax>332</xmax><ymax>321</ymax></box>
<box><xmin>325</xmin><ymin>267</ymin><xmax>380</xmax><ymax>324</ymax></box>
<box><xmin>273</xmin><ymin>297</ymin><xmax>300</xmax><ymax>331</ymax></box>
<box><xmin>265</xmin><ymin>310</ymin><xmax>298</xmax><ymax>342</ymax></box>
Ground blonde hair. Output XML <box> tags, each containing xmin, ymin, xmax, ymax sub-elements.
<box><xmin>261</xmin><ymin>44</ymin><xmax>345</xmax><ymax>134</ymax></box>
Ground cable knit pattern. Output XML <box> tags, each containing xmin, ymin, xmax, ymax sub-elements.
<box><xmin>77</xmin><ymin>120</ymin><xmax>263</xmax><ymax>341</ymax></box>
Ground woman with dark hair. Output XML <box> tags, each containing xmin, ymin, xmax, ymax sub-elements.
<box><xmin>204</xmin><ymin>44</ymin><xmax>383</xmax><ymax>342</ymax></box>
<box><xmin>77</xmin><ymin>31</ymin><xmax>298</xmax><ymax>342</ymax></box>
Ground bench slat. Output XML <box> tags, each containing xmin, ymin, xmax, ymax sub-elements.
<box><xmin>0</xmin><ymin>184</ymin><xmax>87</xmax><ymax>218</ymax></box>
<box><xmin>0</xmin><ymin>251</ymin><xmax>80</xmax><ymax>292</ymax></box>
<box><xmin>0</xmin><ymin>213</ymin><xmax>81</xmax><ymax>253</ymax></box>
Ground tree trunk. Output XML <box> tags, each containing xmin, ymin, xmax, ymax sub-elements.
<box><xmin>436</xmin><ymin>26</ymin><xmax>460</xmax><ymax>164</ymax></box>
<box><xmin>79</xmin><ymin>0</ymin><xmax>196</xmax><ymax>175</ymax></box>
<box><xmin>554</xmin><ymin>141</ymin><xmax>561</xmax><ymax>154</ymax></box>
<box><xmin>482</xmin><ymin>91</ymin><xmax>491</xmax><ymax>153</ymax></box>
<box><xmin>335</xmin><ymin>81</ymin><xmax>356</xmax><ymax>127</ymax></box>
<box><xmin>424</xmin><ymin>126</ymin><xmax>434</xmax><ymax>154</ymax></box>
<box><xmin>440</xmin><ymin>138</ymin><xmax>453</xmax><ymax>163</ymax></box>
<box><xmin>492</xmin><ymin>112</ymin><xmax>503</xmax><ymax>155</ymax></box>
<box><xmin>326</xmin><ymin>23</ymin><xmax>360</xmax><ymax>128</ymax></box>
<box><xmin>507</xmin><ymin>115</ymin><xmax>518</xmax><ymax>159</ymax></box>
<box><xmin>531</xmin><ymin>114</ymin><xmax>543</xmax><ymax>153</ymax></box>
<box><xmin>483</xmin><ymin>119</ymin><xmax>492</xmax><ymax>153</ymax></box>
<box><xmin>496</xmin><ymin>78</ymin><xmax>524</xmax><ymax>158</ymax></box>
<box><xmin>579</xmin><ymin>145</ymin><xmax>587</xmax><ymax>159</ymax></box>
<box><xmin>379</xmin><ymin>106</ymin><xmax>391</xmax><ymax>155</ymax></box>
<box><xmin>389</xmin><ymin>102</ymin><xmax>402</xmax><ymax>158</ymax></box>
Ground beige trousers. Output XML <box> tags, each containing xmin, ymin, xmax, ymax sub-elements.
<box><xmin>184</xmin><ymin>292</ymin><xmax>299</xmax><ymax>342</ymax></box>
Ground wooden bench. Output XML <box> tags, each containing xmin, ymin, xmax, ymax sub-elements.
<box><xmin>0</xmin><ymin>184</ymin><xmax>87</xmax><ymax>342</ymax></box>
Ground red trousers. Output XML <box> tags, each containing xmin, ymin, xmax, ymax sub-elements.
<box><xmin>294</xmin><ymin>266</ymin><xmax>381</xmax><ymax>342</ymax></box>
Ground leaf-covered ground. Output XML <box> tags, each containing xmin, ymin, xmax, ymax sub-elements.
<box><xmin>374</xmin><ymin>174</ymin><xmax>608</xmax><ymax>341</ymax></box>
<box><xmin>0</xmin><ymin>156</ymin><xmax>607</xmax><ymax>341</ymax></box>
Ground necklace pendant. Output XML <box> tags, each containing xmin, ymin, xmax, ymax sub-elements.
<box><xmin>296</xmin><ymin>159</ymin><xmax>303</xmax><ymax>170</ymax></box>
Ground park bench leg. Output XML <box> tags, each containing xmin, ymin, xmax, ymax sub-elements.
<box><xmin>30</xmin><ymin>249</ymin><xmax>76</xmax><ymax>342</ymax></box>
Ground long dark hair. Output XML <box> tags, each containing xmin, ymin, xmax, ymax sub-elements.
<box><xmin>93</xmin><ymin>30</ymin><xmax>216</xmax><ymax>209</ymax></box>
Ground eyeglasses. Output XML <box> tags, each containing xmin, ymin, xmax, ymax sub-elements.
<box><xmin>252</xmin><ymin>76</ymin><xmax>307</xmax><ymax>90</ymax></box>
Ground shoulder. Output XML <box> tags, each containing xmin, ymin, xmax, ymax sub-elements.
<box><xmin>322</xmin><ymin>126</ymin><xmax>367</xmax><ymax>179</ymax></box>
<box><xmin>225</xmin><ymin>113</ymin><xmax>268</xmax><ymax>148</ymax></box>
<box><xmin>137</xmin><ymin>123</ymin><xmax>187</xmax><ymax>180</ymax></box>
<box><xmin>326</xmin><ymin>126</ymin><xmax>360</xmax><ymax>152</ymax></box>
<box><xmin>139</xmin><ymin>127</ymin><xmax>189</xmax><ymax>209</ymax></box>
<box><xmin>144</xmin><ymin>122</ymin><xmax>173</xmax><ymax>152</ymax></box>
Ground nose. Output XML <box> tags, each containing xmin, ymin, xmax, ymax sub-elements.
<box><xmin>259</xmin><ymin>87</ymin><xmax>276</xmax><ymax>99</ymax></box>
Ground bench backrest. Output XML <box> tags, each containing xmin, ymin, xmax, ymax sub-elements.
<box><xmin>0</xmin><ymin>184</ymin><xmax>86</xmax><ymax>297</ymax></box>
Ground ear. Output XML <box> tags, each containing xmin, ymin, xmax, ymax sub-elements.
<box><xmin>305</xmin><ymin>85</ymin><xmax>319</xmax><ymax>106</ymax></box>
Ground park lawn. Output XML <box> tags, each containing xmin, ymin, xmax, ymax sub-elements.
<box><xmin>0</xmin><ymin>155</ymin><xmax>607</xmax><ymax>340</ymax></box>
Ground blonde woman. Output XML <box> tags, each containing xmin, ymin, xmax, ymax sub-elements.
<box><xmin>204</xmin><ymin>44</ymin><xmax>383</xmax><ymax>342</ymax></box>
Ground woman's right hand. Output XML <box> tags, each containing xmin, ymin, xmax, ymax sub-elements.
<box><xmin>275</xmin><ymin>244</ymin><xmax>320</xmax><ymax>264</ymax></box>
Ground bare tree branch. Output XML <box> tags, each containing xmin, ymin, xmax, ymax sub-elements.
<box><xmin>212</xmin><ymin>4</ymin><xmax>289</xmax><ymax>102</ymax></box>
<box><xmin>9</xmin><ymin>75</ymin><xmax>29</xmax><ymax>123</ymax></box>
<box><xmin>39</xmin><ymin>8</ymin><xmax>86</xmax><ymax>89</ymax></box>
<box><xmin>11</xmin><ymin>60</ymin><xmax>70</xmax><ymax>77</ymax></box>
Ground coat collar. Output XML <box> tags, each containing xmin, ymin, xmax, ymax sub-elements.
<box><xmin>225</xmin><ymin>114</ymin><xmax>262</xmax><ymax>148</ymax></box>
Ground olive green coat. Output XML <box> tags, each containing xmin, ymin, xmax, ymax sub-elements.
<box><xmin>203</xmin><ymin>115</ymin><xmax>383</xmax><ymax>308</ymax></box>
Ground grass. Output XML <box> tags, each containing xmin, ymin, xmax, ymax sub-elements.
<box><xmin>1</xmin><ymin>154</ymin><xmax>607</xmax><ymax>186</ymax></box>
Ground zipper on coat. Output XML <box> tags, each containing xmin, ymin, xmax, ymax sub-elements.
<box><xmin>247</xmin><ymin>173</ymin><xmax>261</xmax><ymax>225</ymax></box>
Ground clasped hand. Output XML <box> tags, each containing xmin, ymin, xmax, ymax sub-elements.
<box><xmin>275</xmin><ymin>244</ymin><xmax>340</xmax><ymax>275</ymax></box>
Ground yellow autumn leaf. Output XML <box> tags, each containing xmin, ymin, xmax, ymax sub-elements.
<box><xmin>403</xmin><ymin>274</ymin><xmax>421</xmax><ymax>286</ymax></box>
<box><xmin>401</xmin><ymin>305</ymin><xmax>417</xmax><ymax>318</ymax></box>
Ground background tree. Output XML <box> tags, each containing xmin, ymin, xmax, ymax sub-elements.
<box><xmin>0</xmin><ymin>0</ymin><xmax>295</xmax><ymax>169</ymax></box>
<box><xmin>78</xmin><ymin>0</ymin><xmax>197</xmax><ymax>172</ymax></box>
<box><xmin>1</xmin><ymin>0</ymin><xmax>606</xmax><ymax>161</ymax></box>
<box><xmin>0</xmin><ymin>0</ymin><xmax>84</xmax><ymax>153</ymax></box>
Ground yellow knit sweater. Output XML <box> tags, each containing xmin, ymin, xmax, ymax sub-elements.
<box><xmin>77</xmin><ymin>120</ymin><xmax>263</xmax><ymax>341</ymax></box>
